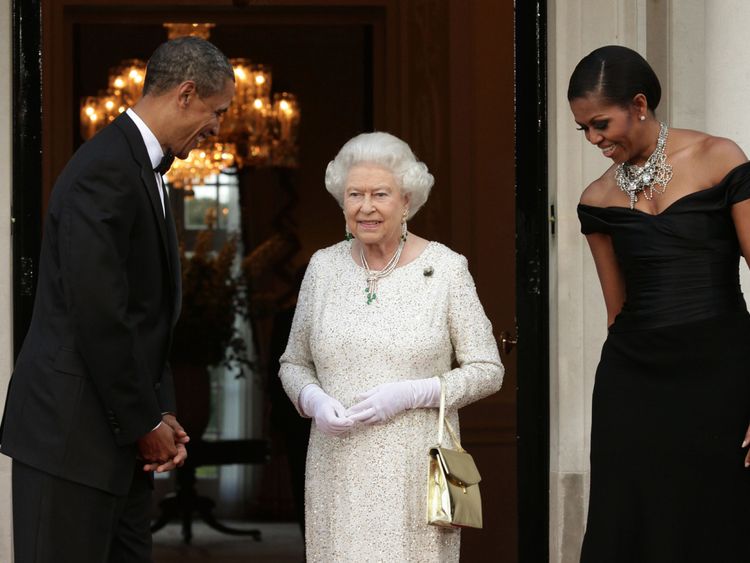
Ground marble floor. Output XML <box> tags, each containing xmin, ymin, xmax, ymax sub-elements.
<box><xmin>153</xmin><ymin>521</ymin><xmax>304</xmax><ymax>563</ymax></box>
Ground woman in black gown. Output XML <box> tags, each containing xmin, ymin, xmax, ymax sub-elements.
<box><xmin>569</xmin><ymin>45</ymin><xmax>750</xmax><ymax>562</ymax></box>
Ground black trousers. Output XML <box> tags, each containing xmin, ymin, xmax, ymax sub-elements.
<box><xmin>12</xmin><ymin>460</ymin><xmax>153</xmax><ymax>563</ymax></box>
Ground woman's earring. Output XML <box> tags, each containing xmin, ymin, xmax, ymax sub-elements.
<box><xmin>401</xmin><ymin>209</ymin><xmax>408</xmax><ymax>242</ymax></box>
<box><xmin>344</xmin><ymin>210</ymin><xmax>354</xmax><ymax>241</ymax></box>
<box><xmin>639</xmin><ymin>115</ymin><xmax>646</xmax><ymax>121</ymax></box>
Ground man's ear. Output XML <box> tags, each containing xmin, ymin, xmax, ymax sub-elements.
<box><xmin>176</xmin><ymin>81</ymin><xmax>198</xmax><ymax>109</ymax></box>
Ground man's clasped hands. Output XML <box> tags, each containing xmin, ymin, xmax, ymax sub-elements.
<box><xmin>136</xmin><ymin>414</ymin><xmax>190</xmax><ymax>473</ymax></box>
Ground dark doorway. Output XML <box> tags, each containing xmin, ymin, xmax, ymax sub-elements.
<box><xmin>11</xmin><ymin>1</ymin><xmax>549</xmax><ymax>561</ymax></box>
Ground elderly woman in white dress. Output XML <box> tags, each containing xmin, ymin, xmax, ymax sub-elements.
<box><xmin>279</xmin><ymin>131</ymin><xmax>503</xmax><ymax>562</ymax></box>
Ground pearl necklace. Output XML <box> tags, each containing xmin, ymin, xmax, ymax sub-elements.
<box><xmin>359</xmin><ymin>239</ymin><xmax>405</xmax><ymax>305</ymax></box>
<box><xmin>614</xmin><ymin>122</ymin><xmax>673</xmax><ymax>210</ymax></box>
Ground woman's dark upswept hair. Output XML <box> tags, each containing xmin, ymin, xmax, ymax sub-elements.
<box><xmin>143</xmin><ymin>36</ymin><xmax>235</xmax><ymax>97</ymax></box>
<box><xmin>567</xmin><ymin>45</ymin><xmax>661</xmax><ymax>111</ymax></box>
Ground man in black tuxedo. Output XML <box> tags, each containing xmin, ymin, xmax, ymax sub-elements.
<box><xmin>0</xmin><ymin>36</ymin><xmax>235</xmax><ymax>562</ymax></box>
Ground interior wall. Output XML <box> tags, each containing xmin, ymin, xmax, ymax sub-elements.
<box><xmin>0</xmin><ymin>0</ymin><xmax>13</xmax><ymax>559</ymax></box>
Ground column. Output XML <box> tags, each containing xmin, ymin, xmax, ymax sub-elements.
<box><xmin>550</xmin><ymin>2</ymin><xmax>750</xmax><ymax>561</ymax></box>
<box><xmin>703</xmin><ymin>0</ymin><xmax>750</xmax><ymax>296</ymax></box>
<box><xmin>547</xmin><ymin>1</ymin><xmax>645</xmax><ymax>561</ymax></box>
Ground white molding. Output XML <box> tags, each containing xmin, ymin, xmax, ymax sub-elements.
<box><xmin>0</xmin><ymin>0</ymin><xmax>14</xmax><ymax>559</ymax></box>
<box><xmin>667</xmin><ymin>0</ymin><xmax>705</xmax><ymax>130</ymax></box>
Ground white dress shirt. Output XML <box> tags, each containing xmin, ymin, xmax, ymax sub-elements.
<box><xmin>126</xmin><ymin>108</ymin><xmax>166</xmax><ymax>216</ymax></box>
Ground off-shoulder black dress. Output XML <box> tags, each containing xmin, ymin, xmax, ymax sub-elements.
<box><xmin>577</xmin><ymin>162</ymin><xmax>750</xmax><ymax>563</ymax></box>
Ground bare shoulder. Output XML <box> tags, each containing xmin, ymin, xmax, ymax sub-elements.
<box><xmin>669</xmin><ymin>128</ymin><xmax>747</xmax><ymax>185</ymax></box>
<box><xmin>580</xmin><ymin>165</ymin><xmax>617</xmax><ymax>207</ymax></box>
<box><xmin>700</xmin><ymin>135</ymin><xmax>747</xmax><ymax>182</ymax></box>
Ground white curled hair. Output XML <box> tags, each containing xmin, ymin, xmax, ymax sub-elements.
<box><xmin>324</xmin><ymin>131</ymin><xmax>434</xmax><ymax>219</ymax></box>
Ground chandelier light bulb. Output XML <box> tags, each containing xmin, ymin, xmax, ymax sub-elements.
<box><xmin>80</xmin><ymin>26</ymin><xmax>300</xmax><ymax>182</ymax></box>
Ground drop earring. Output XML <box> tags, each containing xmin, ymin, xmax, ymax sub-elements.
<box><xmin>344</xmin><ymin>211</ymin><xmax>354</xmax><ymax>241</ymax></box>
<box><xmin>401</xmin><ymin>209</ymin><xmax>408</xmax><ymax>242</ymax></box>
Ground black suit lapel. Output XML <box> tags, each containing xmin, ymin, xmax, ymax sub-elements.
<box><xmin>114</xmin><ymin>114</ymin><xmax>178</xmax><ymax>296</ymax></box>
<box><xmin>139</xmin><ymin>166</ymin><xmax>172</xmax><ymax>264</ymax></box>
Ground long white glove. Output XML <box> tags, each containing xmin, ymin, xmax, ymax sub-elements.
<box><xmin>299</xmin><ymin>384</ymin><xmax>354</xmax><ymax>436</ymax></box>
<box><xmin>345</xmin><ymin>377</ymin><xmax>441</xmax><ymax>425</ymax></box>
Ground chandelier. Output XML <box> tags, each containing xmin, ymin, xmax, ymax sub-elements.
<box><xmin>79</xmin><ymin>23</ymin><xmax>301</xmax><ymax>188</ymax></box>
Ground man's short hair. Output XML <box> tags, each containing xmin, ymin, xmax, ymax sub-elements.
<box><xmin>143</xmin><ymin>36</ymin><xmax>235</xmax><ymax>97</ymax></box>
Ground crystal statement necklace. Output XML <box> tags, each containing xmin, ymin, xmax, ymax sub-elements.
<box><xmin>614</xmin><ymin>121</ymin><xmax>673</xmax><ymax>210</ymax></box>
<box><xmin>360</xmin><ymin>238</ymin><xmax>405</xmax><ymax>305</ymax></box>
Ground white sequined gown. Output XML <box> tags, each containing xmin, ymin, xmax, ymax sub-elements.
<box><xmin>279</xmin><ymin>240</ymin><xmax>503</xmax><ymax>563</ymax></box>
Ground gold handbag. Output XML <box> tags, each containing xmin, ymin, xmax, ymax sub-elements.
<box><xmin>426</xmin><ymin>378</ymin><xmax>483</xmax><ymax>529</ymax></box>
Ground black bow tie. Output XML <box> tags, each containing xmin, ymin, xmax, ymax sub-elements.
<box><xmin>154</xmin><ymin>152</ymin><xmax>174</xmax><ymax>175</ymax></box>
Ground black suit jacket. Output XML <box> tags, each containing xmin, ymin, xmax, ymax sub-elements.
<box><xmin>0</xmin><ymin>113</ymin><xmax>181</xmax><ymax>495</ymax></box>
